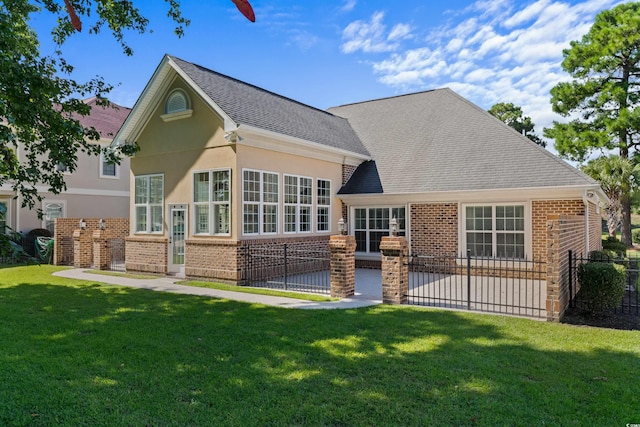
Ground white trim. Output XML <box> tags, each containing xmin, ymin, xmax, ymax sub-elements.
<box><xmin>351</xmin><ymin>205</ymin><xmax>408</xmax><ymax>254</ymax></box>
<box><xmin>459</xmin><ymin>202</ymin><xmax>532</xmax><ymax>260</ymax></box>
<box><xmin>236</xmin><ymin>124</ymin><xmax>370</xmax><ymax>166</ymax></box>
<box><xmin>0</xmin><ymin>197</ymin><xmax>10</xmax><ymax>233</ymax></box>
<box><xmin>316</xmin><ymin>178</ymin><xmax>332</xmax><ymax>233</ymax></box>
<box><xmin>33</xmin><ymin>186</ymin><xmax>129</xmax><ymax>198</ymax></box>
<box><xmin>192</xmin><ymin>168</ymin><xmax>232</xmax><ymax>237</ymax></box>
<box><xmin>99</xmin><ymin>151</ymin><xmax>120</xmax><ymax>179</ymax></box>
<box><xmin>134</xmin><ymin>174</ymin><xmax>164</xmax><ymax>234</ymax></box>
<box><xmin>283</xmin><ymin>174</ymin><xmax>313</xmax><ymax>234</ymax></box>
<box><xmin>161</xmin><ymin>109</ymin><xmax>193</xmax><ymax>122</ymax></box>
<box><xmin>242</xmin><ymin>168</ymin><xmax>279</xmax><ymax>236</ymax></box>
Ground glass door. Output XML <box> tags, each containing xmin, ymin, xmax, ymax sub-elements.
<box><xmin>168</xmin><ymin>204</ymin><xmax>187</xmax><ymax>275</ymax></box>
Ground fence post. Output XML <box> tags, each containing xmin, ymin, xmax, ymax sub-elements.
<box><xmin>329</xmin><ymin>235</ymin><xmax>356</xmax><ymax>298</ymax></box>
<box><xmin>73</xmin><ymin>227</ymin><xmax>93</xmax><ymax>268</ymax></box>
<box><xmin>467</xmin><ymin>249</ymin><xmax>471</xmax><ymax>310</ymax></box>
<box><xmin>380</xmin><ymin>236</ymin><xmax>409</xmax><ymax>304</ymax></box>
<box><xmin>568</xmin><ymin>250</ymin><xmax>573</xmax><ymax>308</ymax></box>
<box><xmin>92</xmin><ymin>229</ymin><xmax>111</xmax><ymax>270</ymax></box>
<box><xmin>283</xmin><ymin>244</ymin><xmax>288</xmax><ymax>291</ymax></box>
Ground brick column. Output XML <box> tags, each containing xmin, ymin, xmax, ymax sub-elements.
<box><xmin>329</xmin><ymin>235</ymin><xmax>356</xmax><ymax>298</ymax></box>
<box><xmin>380</xmin><ymin>236</ymin><xmax>409</xmax><ymax>304</ymax></box>
<box><xmin>73</xmin><ymin>228</ymin><xmax>93</xmax><ymax>268</ymax></box>
<box><xmin>546</xmin><ymin>215</ymin><xmax>561</xmax><ymax>321</ymax></box>
<box><xmin>92</xmin><ymin>229</ymin><xmax>111</xmax><ymax>271</ymax></box>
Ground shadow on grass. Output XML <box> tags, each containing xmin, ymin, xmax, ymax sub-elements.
<box><xmin>0</xmin><ymin>280</ymin><xmax>639</xmax><ymax>426</ymax></box>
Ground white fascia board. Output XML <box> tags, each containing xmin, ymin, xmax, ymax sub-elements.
<box><xmin>34</xmin><ymin>186</ymin><xmax>129</xmax><ymax>198</ymax></box>
<box><xmin>237</xmin><ymin>124</ymin><xmax>370</xmax><ymax>166</ymax></box>
<box><xmin>338</xmin><ymin>184</ymin><xmax>604</xmax><ymax>206</ymax></box>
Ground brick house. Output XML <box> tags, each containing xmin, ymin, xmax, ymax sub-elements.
<box><xmin>112</xmin><ymin>54</ymin><xmax>604</xmax><ymax>280</ymax></box>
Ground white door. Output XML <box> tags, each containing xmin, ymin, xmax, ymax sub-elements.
<box><xmin>168</xmin><ymin>204</ymin><xmax>187</xmax><ymax>275</ymax></box>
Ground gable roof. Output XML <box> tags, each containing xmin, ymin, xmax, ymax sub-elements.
<box><xmin>75</xmin><ymin>97</ymin><xmax>131</xmax><ymax>140</ymax></box>
<box><xmin>329</xmin><ymin>88</ymin><xmax>598</xmax><ymax>194</ymax></box>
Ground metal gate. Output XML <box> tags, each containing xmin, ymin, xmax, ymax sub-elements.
<box><xmin>407</xmin><ymin>252</ymin><xmax>547</xmax><ymax>318</ymax></box>
<box><xmin>242</xmin><ymin>243</ymin><xmax>331</xmax><ymax>294</ymax></box>
<box><xmin>107</xmin><ymin>237</ymin><xmax>126</xmax><ymax>272</ymax></box>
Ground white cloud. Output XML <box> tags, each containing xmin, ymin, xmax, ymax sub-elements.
<box><xmin>343</xmin><ymin>0</ymin><xmax>621</xmax><ymax>138</ymax></box>
<box><xmin>341</xmin><ymin>11</ymin><xmax>411</xmax><ymax>54</ymax></box>
<box><xmin>341</xmin><ymin>0</ymin><xmax>357</xmax><ymax>12</ymax></box>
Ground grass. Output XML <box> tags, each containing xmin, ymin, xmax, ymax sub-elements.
<box><xmin>85</xmin><ymin>270</ymin><xmax>160</xmax><ymax>280</ymax></box>
<box><xmin>1</xmin><ymin>265</ymin><xmax>639</xmax><ymax>426</ymax></box>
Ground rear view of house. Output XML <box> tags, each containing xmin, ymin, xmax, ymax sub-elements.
<box><xmin>113</xmin><ymin>54</ymin><xmax>604</xmax><ymax>284</ymax></box>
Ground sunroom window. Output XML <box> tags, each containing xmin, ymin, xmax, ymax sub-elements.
<box><xmin>193</xmin><ymin>169</ymin><xmax>231</xmax><ymax>235</ymax></box>
<box><xmin>135</xmin><ymin>174</ymin><xmax>164</xmax><ymax>233</ymax></box>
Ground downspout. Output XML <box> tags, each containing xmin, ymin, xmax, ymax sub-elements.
<box><xmin>582</xmin><ymin>189</ymin><xmax>597</xmax><ymax>252</ymax></box>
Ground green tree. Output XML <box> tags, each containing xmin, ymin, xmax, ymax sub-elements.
<box><xmin>488</xmin><ymin>102</ymin><xmax>545</xmax><ymax>147</ymax></box>
<box><xmin>581</xmin><ymin>155</ymin><xmax>639</xmax><ymax>239</ymax></box>
<box><xmin>544</xmin><ymin>2</ymin><xmax>640</xmax><ymax>246</ymax></box>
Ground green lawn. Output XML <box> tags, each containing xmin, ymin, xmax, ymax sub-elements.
<box><xmin>1</xmin><ymin>265</ymin><xmax>639</xmax><ymax>426</ymax></box>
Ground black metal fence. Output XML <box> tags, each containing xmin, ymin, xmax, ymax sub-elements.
<box><xmin>568</xmin><ymin>251</ymin><xmax>639</xmax><ymax>315</ymax></box>
<box><xmin>242</xmin><ymin>243</ymin><xmax>331</xmax><ymax>294</ymax></box>
<box><xmin>407</xmin><ymin>251</ymin><xmax>547</xmax><ymax>318</ymax></box>
<box><xmin>106</xmin><ymin>238</ymin><xmax>126</xmax><ymax>272</ymax></box>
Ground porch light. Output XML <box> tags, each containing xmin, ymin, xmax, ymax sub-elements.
<box><xmin>98</xmin><ymin>218</ymin><xmax>106</xmax><ymax>230</ymax></box>
<box><xmin>79</xmin><ymin>218</ymin><xmax>87</xmax><ymax>230</ymax></box>
<box><xmin>390</xmin><ymin>217</ymin><xmax>398</xmax><ymax>237</ymax></box>
<box><xmin>338</xmin><ymin>218</ymin><xmax>347</xmax><ymax>235</ymax></box>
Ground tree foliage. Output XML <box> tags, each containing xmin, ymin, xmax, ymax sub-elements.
<box><xmin>543</xmin><ymin>2</ymin><xmax>640</xmax><ymax>245</ymax></box>
<box><xmin>581</xmin><ymin>155</ymin><xmax>639</xmax><ymax>238</ymax></box>
<box><xmin>488</xmin><ymin>102</ymin><xmax>545</xmax><ymax>147</ymax></box>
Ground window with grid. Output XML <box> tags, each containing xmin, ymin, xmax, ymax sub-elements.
<box><xmin>284</xmin><ymin>174</ymin><xmax>312</xmax><ymax>233</ymax></box>
<box><xmin>316</xmin><ymin>179</ymin><xmax>331</xmax><ymax>232</ymax></box>
<box><xmin>464</xmin><ymin>204</ymin><xmax>525</xmax><ymax>258</ymax></box>
<box><xmin>243</xmin><ymin>170</ymin><xmax>278</xmax><ymax>235</ymax></box>
<box><xmin>193</xmin><ymin>169</ymin><xmax>230</xmax><ymax>235</ymax></box>
<box><xmin>0</xmin><ymin>200</ymin><xmax>7</xmax><ymax>234</ymax></box>
<box><xmin>134</xmin><ymin>174</ymin><xmax>164</xmax><ymax>233</ymax></box>
<box><xmin>100</xmin><ymin>152</ymin><xmax>118</xmax><ymax>178</ymax></box>
<box><xmin>354</xmin><ymin>207</ymin><xmax>406</xmax><ymax>253</ymax></box>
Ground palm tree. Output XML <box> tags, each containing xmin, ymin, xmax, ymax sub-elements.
<box><xmin>582</xmin><ymin>156</ymin><xmax>639</xmax><ymax>241</ymax></box>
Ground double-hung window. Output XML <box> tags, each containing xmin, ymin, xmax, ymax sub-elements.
<box><xmin>135</xmin><ymin>174</ymin><xmax>164</xmax><ymax>233</ymax></box>
<box><xmin>243</xmin><ymin>170</ymin><xmax>278</xmax><ymax>235</ymax></box>
<box><xmin>194</xmin><ymin>169</ymin><xmax>231</xmax><ymax>235</ymax></box>
<box><xmin>464</xmin><ymin>204</ymin><xmax>525</xmax><ymax>258</ymax></box>
<box><xmin>316</xmin><ymin>179</ymin><xmax>331</xmax><ymax>232</ymax></box>
<box><xmin>284</xmin><ymin>175</ymin><xmax>312</xmax><ymax>233</ymax></box>
<box><xmin>100</xmin><ymin>152</ymin><xmax>118</xmax><ymax>178</ymax></box>
<box><xmin>354</xmin><ymin>207</ymin><xmax>406</xmax><ymax>253</ymax></box>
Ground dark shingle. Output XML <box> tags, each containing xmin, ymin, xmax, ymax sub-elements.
<box><xmin>338</xmin><ymin>161</ymin><xmax>383</xmax><ymax>194</ymax></box>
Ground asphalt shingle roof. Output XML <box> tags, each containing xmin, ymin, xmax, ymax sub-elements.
<box><xmin>328</xmin><ymin>88</ymin><xmax>597</xmax><ymax>194</ymax></box>
<box><xmin>169</xmin><ymin>56</ymin><xmax>369</xmax><ymax>157</ymax></box>
<box><xmin>75</xmin><ymin>97</ymin><xmax>131</xmax><ymax>140</ymax></box>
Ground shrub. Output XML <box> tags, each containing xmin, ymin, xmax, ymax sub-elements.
<box><xmin>632</xmin><ymin>229</ymin><xmax>640</xmax><ymax>244</ymax></box>
<box><xmin>577</xmin><ymin>262</ymin><xmax>626</xmax><ymax>315</ymax></box>
<box><xmin>602</xmin><ymin>237</ymin><xmax>627</xmax><ymax>258</ymax></box>
<box><xmin>588</xmin><ymin>250</ymin><xmax>612</xmax><ymax>262</ymax></box>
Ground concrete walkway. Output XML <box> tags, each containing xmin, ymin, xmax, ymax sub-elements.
<box><xmin>53</xmin><ymin>268</ymin><xmax>383</xmax><ymax>310</ymax></box>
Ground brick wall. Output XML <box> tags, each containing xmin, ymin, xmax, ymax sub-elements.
<box><xmin>532</xmin><ymin>200</ymin><xmax>584</xmax><ymax>261</ymax></box>
<box><xmin>410</xmin><ymin>203</ymin><xmax>458</xmax><ymax>255</ymax></box>
<box><xmin>185</xmin><ymin>239</ymin><xmax>242</xmax><ymax>282</ymax></box>
<box><xmin>125</xmin><ymin>236</ymin><xmax>168</xmax><ymax>274</ymax></box>
<box><xmin>546</xmin><ymin>215</ymin><xmax>586</xmax><ymax>321</ymax></box>
<box><xmin>54</xmin><ymin>218</ymin><xmax>129</xmax><ymax>266</ymax></box>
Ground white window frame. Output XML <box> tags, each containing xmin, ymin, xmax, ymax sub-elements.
<box><xmin>353</xmin><ymin>206</ymin><xmax>407</xmax><ymax>255</ymax></box>
<box><xmin>42</xmin><ymin>199</ymin><xmax>66</xmax><ymax>233</ymax></box>
<box><xmin>242</xmin><ymin>169</ymin><xmax>278</xmax><ymax>236</ymax></box>
<box><xmin>460</xmin><ymin>202</ymin><xmax>530</xmax><ymax>259</ymax></box>
<box><xmin>134</xmin><ymin>174</ymin><xmax>164</xmax><ymax>234</ymax></box>
<box><xmin>161</xmin><ymin>89</ymin><xmax>193</xmax><ymax>122</ymax></box>
<box><xmin>0</xmin><ymin>198</ymin><xmax>10</xmax><ymax>234</ymax></box>
<box><xmin>284</xmin><ymin>174</ymin><xmax>313</xmax><ymax>234</ymax></box>
<box><xmin>193</xmin><ymin>169</ymin><xmax>231</xmax><ymax>236</ymax></box>
<box><xmin>316</xmin><ymin>179</ymin><xmax>331</xmax><ymax>232</ymax></box>
<box><xmin>99</xmin><ymin>151</ymin><xmax>119</xmax><ymax>179</ymax></box>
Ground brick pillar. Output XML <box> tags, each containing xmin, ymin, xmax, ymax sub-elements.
<box><xmin>380</xmin><ymin>236</ymin><xmax>409</xmax><ymax>304</ymax></box>
<box><xmin>73</xmin><ymin>228</ymin><xmax>93</xmax><ymax>268</ymax></box>
<box><xmin>546</xmin><ymin>215</ymin><xmax>561</xmax><ymax>321</ymax></box>
<box><xmin>329</xmin><ymin>235</ymin><xmax>356</xmax><ymax>298</ymax></box>
<box><xmin>92</xmin><ymin>229</ymin><xmax>111</xmax><ymax>271</ymax></box>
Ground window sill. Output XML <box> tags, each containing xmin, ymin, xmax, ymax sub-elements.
<box><xmin>161</xmin><ymin>109</ymin><xmax>193</xmax><ymax>122</ymax></box>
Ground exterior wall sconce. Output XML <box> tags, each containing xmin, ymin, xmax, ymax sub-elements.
<box><xmin>79</xmin><ymin>218</ymin><xmax>87</xmax><ymax>230</ymax></box>
<box><xmin>98</xmin><ymin>218</ymin><xmax>106</xmax><ymax>230</ymax></box>
<box><xmin>390</xmin><ymin>217</ymin><xmax>398</xmax><ymax>237</ymax></box>
<box><xmin>338</xmin><ymin>218</ymin><xmax>347</xmax><ymax>235</ymax></box>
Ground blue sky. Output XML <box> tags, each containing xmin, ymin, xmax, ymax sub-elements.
<box><xmin>31</xmin><ymin>0</ymin><xmax>631</xmax><ymax>148</ymax></box>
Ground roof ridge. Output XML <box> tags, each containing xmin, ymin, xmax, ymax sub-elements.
<box><xmin>168</xmin><ymin>55</ymin><xmax>340</xmax><ymax>120</ymax></box>
<box><xmin>329</xmin><ymin>88</ymin><xmax>442</xmax><ymax>109</ymax></box>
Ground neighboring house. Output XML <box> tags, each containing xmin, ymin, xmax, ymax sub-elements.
<box><xmin>112</xmin><ymin>54</ymin><xmax>604</xmax><ymax>279</ymax></box>
<box><xmin>0</xmin><ymin>97</ymin><xmax>131</xmax><ymax>235</ymax></box>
